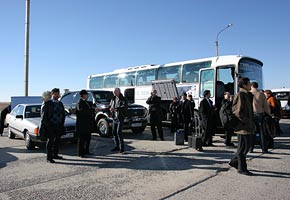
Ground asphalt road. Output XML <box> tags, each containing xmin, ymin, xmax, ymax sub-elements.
<box><xmin>1</xmin><ymin>120</ymin><xmax>290</xmax><ymax>200</ymax></box>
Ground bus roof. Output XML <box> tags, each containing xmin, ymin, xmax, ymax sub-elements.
<box><xmin>88</xmin><ymin>54</ymin><xmax>263</xmax><ymax>78</ymax></box>
<box><xmin>160</xmin><ymin>55</ymin><xmax>263</xmax><ymax>67</ymax></box>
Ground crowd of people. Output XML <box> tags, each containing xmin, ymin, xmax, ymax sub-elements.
<box><xmin>1</xmin><ymin>81</ymin><xmax>284</xmax><ymax>176</ymax></box>
<box><xmin>148</xmin><ymin>78</ymin><xmax>283</xmax><ymax>176</ymax></box>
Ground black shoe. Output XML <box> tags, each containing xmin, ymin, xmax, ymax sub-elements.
<box><xmin>202</xmin><ymin>143</ymin><xmax>208</xmax><ymax>147</ymax></box>
<box><xmin>238</xmin><ymin>170</ymin><xmax>254</xmax><ymax>176</ymax></box>
<box><xmin>119</xmin><ymin>149</ymin><xmax>125</xmax><ymax>153</ymax></box>
<box><xmin>262</xmin><ymin>150</ymin><xmax>269</xmax><ymax>154</ymax></box>
<box><xmin>160</xmin><ymin>138</ymin><xmax>165</xmax><ymax>141</ymax></box>
<box><xmin>47</xmin><ymin>159</ymin><xmax>56</xmax><ymax>163</ymax></box>
<box><xmin>226</xmin><ymin>143</ymin><xmax>235</xmax><ymax>147</ymax></box>
<box><xmin>228</xmin><ymin>161</ymin><xmax>238</xmax><ymax>169</ymax></box>
<box><xmin>111</xmin><ymin>147</ymin><xmax>120</xmax><ymax>152</ymax></box>
<box><xmin>85</xmin><ymin>152</ymin><xmax>94</xmax><ymax>155</ymax></box>
<box><xmin>79</xmin><ymin>155</ymin><xmax>85</xmax><ymax>158</ymax></box>
<box><xmin>198</xmin><ymin>147</ymin><xmax>203</xmax><ymax>151</ymax></box>
<box><xmin>53</xmin><ymin>155</ymin><xmax>63</xmax><ymax>159</ymax></box>
<box><xmin>249</xmin><ymin>149</ymin><xmax>254</xmax><ymax>153</ymax></box>
<box><xmin>151</xmin><ymin>138</ymin><xmax>157</xmax><ymax>141</ymax></box>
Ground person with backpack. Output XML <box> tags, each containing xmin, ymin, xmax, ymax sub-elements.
<box><xmin>110</xmin><ymin>88</ymin><xmax>128</xmax><ymax>153</ymax></box>
<box><xmin>219</xmin><ymin>92</ymin><xmax>235</xmax><ymax>147</ymax></box>
<box><xmin>265</xmin><ymin>90</ymin><xmax>282</xmax><ymax>133</ymax></box>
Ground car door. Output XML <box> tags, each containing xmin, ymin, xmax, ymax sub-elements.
<box><xmin>9</xmin><ymin>105</ymin><xmax>25</xmax><ymax>136</ymax></box>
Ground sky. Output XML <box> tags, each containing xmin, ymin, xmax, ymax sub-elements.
<box><xmin>0</xmin><ymin>0</ymin><xmax>290</xmax><ymax>102</ymax></box>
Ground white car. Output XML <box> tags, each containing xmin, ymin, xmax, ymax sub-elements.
<box><xmin>5</xmin><ymin>104</ymin><xmax>77</xmax><ymax>150</ymax></box>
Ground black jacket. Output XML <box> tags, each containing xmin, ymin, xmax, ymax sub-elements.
<box><xmin>146</xmin><ymin>95</ymin><xmax>162</xmax><ymax>122</ymax></box>
<box><xmin>109</xmin><ymin>94</ymin><xmax>128</xmax><ymax>120</ymax></box>
<box><xmin>199</xmin><ymin>98</ymin><xmax>214</xmax><ymax>129</ymax></box>
<box><xmin>40</xmin><ymin>100</ymin><xmax>65</xmax><ymax>138</ymax></box>
<box><xmin>219</xmin><ymin>99</ymin><xmax>233</xmax><ymax>127</ymax></box>
<box><xmin>76</xmin><ymin>99</ymin><xmax>94</xmax><ymax>135</ymax></box>
<box><xmin>181</xmin><ymin>99</ymin><xmax>193</xmax><ymax>123</ymax></box>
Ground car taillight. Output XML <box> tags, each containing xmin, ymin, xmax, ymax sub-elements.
<box><xmin>34</xmin><ymin>128</ymin><xmax>39</xmax><ymax>136</ymax></box>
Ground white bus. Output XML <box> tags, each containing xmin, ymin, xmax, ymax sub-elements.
<box><xmin>87</xmin><ymin>55</ymin><xmax>263</xmax><ymax>111</ymax></box>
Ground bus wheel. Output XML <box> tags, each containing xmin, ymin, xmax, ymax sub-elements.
<box><xmin>97</xmin><ymin>119</ymin><xmax>110</xmax><ymax>137</ymax></box>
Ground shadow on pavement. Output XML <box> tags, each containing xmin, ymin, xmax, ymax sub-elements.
<box><xmin>250</xmin><ymin>169</ymin><xmax>290</xmax><ymax>178</ymax></box>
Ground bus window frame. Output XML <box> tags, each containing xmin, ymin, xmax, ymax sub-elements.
<box><xmin>157</xmin><ymin>65</ymin><xmax>181</xmax><ymax>83</ymax></box>
<box><xmin>136</xmin><ymin>68</ymin><xmax>157</xmax><ymax>86</ymax></box>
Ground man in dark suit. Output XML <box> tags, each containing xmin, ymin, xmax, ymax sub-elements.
<box><xmin>41</xmin><ymin>88</ymin><xmax>66</xmax><ymax>163</ymax></box>
<box><xmin>146</xmin><ymin>89</ymin><xmax>164</xmax><ymax>141</ymax></box>
<box><xmin>199</xmin><ymin>90</ymin><xmax>215</xmax><ymax>146</ymax></box>
<box><xmin>181</xmin><ymin>93</ymin><xmax>193</xmax><ymax>142</ymax></box>
<box><xmin>76</xmin><ymin>90</ymin><xmax>94</xmax><ymax>157</ymax></box>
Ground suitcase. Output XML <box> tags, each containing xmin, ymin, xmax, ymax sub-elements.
<box><xmin>174</xmin><ymin>129</ymin><xmax>184</xmax><ymax>145</ymax></box>
<box><xmin>190</xmin><ymin>116</ymin><xmax>203</xmax><ymax>151</ymax></box>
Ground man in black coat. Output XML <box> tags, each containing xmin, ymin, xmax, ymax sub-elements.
<box><xmin>146</xmin><ymin>89</ymin><xmax>164</xmax><ymax>141</ymax></box>
<box><xmin>199</xmin><ymin>90</ymin><xmax>215</xmax><ymax>146</ymax></box>
<box><xmin>76</xmin><ymin>90</ymin><xmax>94</xmax><ymax>157</ymax></box>
<box><xmin>110</xmin><ymin>88</ymin><xmax>128</xmax><ymax>153</ymax></box>
<box><xmin>41</xmin><ymin>88</ymin><xmax>65</xmax><ymax>163</ymax></box>
<box><xmin>0</xmin><ymin>105</ymin><xmax>11</xmax><ymax>136</ymax></box>
<box><xmin>181</xmin><ymin>93</ymin><xmax>193</xmax><ymax>142</ymax></box>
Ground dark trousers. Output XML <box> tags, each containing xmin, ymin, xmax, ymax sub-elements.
<box><xmin>46</xmin><ymin>126</ymin><xmax>62</xmax><ymax>160</ymax></box>
<box><xmin>78</xmin><ymin>133</ymin><xmax>91</xmax><ymax>156</ymax></box>
<box><xmin>230</xmin><ymin>134</ymin><xmax>251</xmax><ymax>171</ymax></box>
<box><xmin>183</xmin><ymin>121</ymin><xmax>190</xmax><ymax>141</ymax></box>
<box><xmin>225</xmin><ymin>127</ymin><xmax>234</xmax><ymax>145</ymax></box>
<box><xmin>202</xmin><ymin>121</ymin><xmax>213</xmax><ymax>145</ymax></box>
<box><xmin>151</xmin><ymin>121</ymin><xmax>164</xmax><ymax>140</ymax></box>
<box><xmin>251</xmin><ymin>113</ymin><xmax>268</xmax><ymax>152</ymax></box>
<box><xmin>112</xmin><ymin>119</ymin><xmax>124</xmax><ymax>150</ymax></box>
<box><xmin>170</xmin><ymin>115</ymin><xmax>178</xmax><ymax>133</ymax></box>
<box><xmin>0</xmin><ymin>126</ymin><xmax>4</xmax><ymax>136</ymax></box>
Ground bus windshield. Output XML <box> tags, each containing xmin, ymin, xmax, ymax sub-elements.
<box><xmin>239</xmin><ymin>59</ymin><xmax>263</xmax><ymax>89</ymax></box>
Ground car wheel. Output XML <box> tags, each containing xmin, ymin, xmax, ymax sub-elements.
<box><xmin>97</xmin><ymin>118</ymin><xmax>110</xmax><ymax>137</ymax></box>
<box><xmin>8</xmin><ymin>126</ymin><xmax>15</xmax><ymax>139</ymax></box>
<box><xmin>25</xmin><ymin>131</ymin><xmax>35</xmax><ymax>150</ymax></box>
<box><xmin>132</xmin><ymin>127</ymin><xmax>146</xmax><ymax>134</ymax></box>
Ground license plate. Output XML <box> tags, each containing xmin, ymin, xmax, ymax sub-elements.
<box><xmin>131</xmin><ymin>123</ymin><xmax>142</xmax><ymax>127</ymax></box>
<box><xmin>61</xmin><ymin>132</ymin><xmax>74</xmax><ymax>139</ymax></box>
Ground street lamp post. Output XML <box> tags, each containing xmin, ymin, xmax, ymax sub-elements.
<box><xmin>24</xmin><ymin>0</ymin><xmax>30</xmax><ymax>96</ymax></box>
<box><xmin>215</xmin><ymin>23</ymin><xmax>233</xmax><ymax>57</ymax></box>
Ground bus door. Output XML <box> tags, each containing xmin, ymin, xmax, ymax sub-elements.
<box><xmin>215</xmin><ymin>66</ymin><xmax>235</xmax><ymax>109</ymax></box>
<box><xmin>199</xmin><ymin>68</ymin><xmax>215</xmax><ymax>107</ymax></box>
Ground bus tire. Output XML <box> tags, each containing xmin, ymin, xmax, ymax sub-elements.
<box><xmin>97</xmin><ymin>118</ymin><xmax>110</xmax><ymax>137</ymax></box>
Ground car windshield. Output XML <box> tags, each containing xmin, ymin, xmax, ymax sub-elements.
<box><xmin>25</xmin><ymin>105</ymin><xmax>41</xmax><ymax>118</ymax></box>
<box><xmin>93</xmin><ymin>91</ymin><xmax>114</xmax><ymax>103</ymax></box>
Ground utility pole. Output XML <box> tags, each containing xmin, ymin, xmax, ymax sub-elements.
<box><xmin>24</xmin><ymin>0</ymin><xmax>30</xmax><ymax>96</ymax></box>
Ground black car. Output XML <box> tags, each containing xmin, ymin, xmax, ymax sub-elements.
<box><xmin>61</xmin><ymin>90</ymin><xmax>148</xmax><ymax>137</ymax></box>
